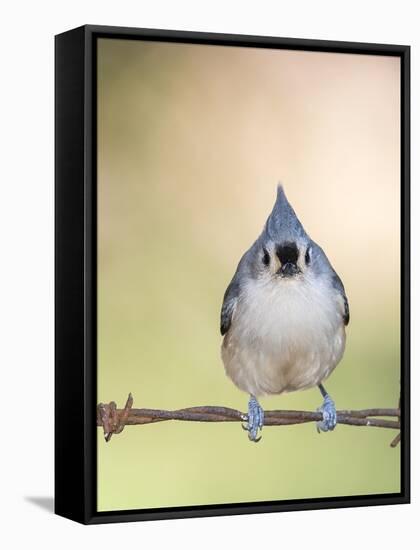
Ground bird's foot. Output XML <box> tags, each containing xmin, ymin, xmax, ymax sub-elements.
<box><xmin>242</xmin><ymin>395</ymin><xmax>264</xmax><ymax>442</ymax></box>
<box><xmin>316</xmin><ymin>394</ymin><xmax>337</xmax><ymax>433</ymax></box>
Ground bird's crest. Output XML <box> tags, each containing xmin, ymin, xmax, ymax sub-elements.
<box><xmin>264</xmin><ymin>184</ymin><xmax>307</xmax><ymax>242</ymax></box>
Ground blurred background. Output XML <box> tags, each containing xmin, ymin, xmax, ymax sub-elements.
<box><xmin>97</xmin><ymin>38</ymin><xmax>400</xmax><ymax>512</ymax></box>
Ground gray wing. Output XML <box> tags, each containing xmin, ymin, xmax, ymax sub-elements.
<box><xmin>220</xmin><ymin>277</ymin><xmax>241</xmax><ymax>336</ymax></box>
<box><xmin>311</xmin><ymin>241</ymin><xmax>349</xmax><ymax>326</ymax></box>
<box><xmin>220</xmin><ymin>244</ymin><xmax>257</xmax><ymax>336</ymax></box>
<box><xmin>332</xmin><ymin>272</ymin><xmax>350</xmax><ymax>326</ymax></box>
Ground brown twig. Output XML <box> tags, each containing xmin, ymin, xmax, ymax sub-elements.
<box><xmin>97</xmin><ymin>394</ymin><xmax>401</xmax><ymax>445</ymax></box>
<box><xmin>390</xmin><ymin>396</ymin><xmax>402</xmax><ymax>448</ymax></box>
<box><xmin>390</xmin><ymin>433</ymin><xmax>401</xmax><ymax>448</ymax></box>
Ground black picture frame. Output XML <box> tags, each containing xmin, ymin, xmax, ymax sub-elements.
<box><xmin>55</xmin><ymin>24</ymin><xmax>410</xmax><ymax>525</ymax></box>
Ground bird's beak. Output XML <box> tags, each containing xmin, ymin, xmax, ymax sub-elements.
<box><xmin>278</xmin><ymin>262</ymin><xmax>300</xmax><ymax>277</ymax></box>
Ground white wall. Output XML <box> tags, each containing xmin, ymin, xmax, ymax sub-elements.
<box><xmin>1</xmin><ymin>1</ymin><xmax>417</xmax><ymax>548</ymax></box>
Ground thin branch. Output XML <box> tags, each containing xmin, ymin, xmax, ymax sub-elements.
<box><xmin>390</xmin><ymin>433</ymin><xmax>401</xmax><ymax>448</ymax></box>
<box><xmin>97</xmin><ymin>394</ymin><xmax>401</xmax><ymax>447</ymax></box>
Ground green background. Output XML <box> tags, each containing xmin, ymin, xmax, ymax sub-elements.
<box><xmin>97</xmin><ymin>39</ymin><xmax>401</xmax><ymax>511</ymax></box>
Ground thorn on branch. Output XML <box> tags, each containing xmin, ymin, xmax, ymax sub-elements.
<box><xmin>97</xmin><ymin>393</ymin><xmax>133</xmax><ymax>441</ymax></box>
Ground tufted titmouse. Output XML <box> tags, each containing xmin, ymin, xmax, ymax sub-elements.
<box><xmin>220</xmin><ymin>185</ymin><xmax>349</xmax><ymax>442</ymax></box>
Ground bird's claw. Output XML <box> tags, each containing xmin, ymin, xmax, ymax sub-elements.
<box><xmin>316</xmin><ymin>394</ymin><xmax>337</xmax><ymax>433</ymax></box>
<box><xmin>242</xmin><ymin>396</ymin><xmax>264</xmax><ymax>442</ymax></box>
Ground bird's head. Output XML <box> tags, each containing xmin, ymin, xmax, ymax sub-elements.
<box><xmin>253</xmin><ymin>185</ymin><xmax>314</xmax><ymax>282</ymax></box>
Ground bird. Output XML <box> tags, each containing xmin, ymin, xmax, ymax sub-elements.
<box><xmin>220</xmin><ymin>185</ymin><xmax>349</xmax><ymax>442</ymax></box>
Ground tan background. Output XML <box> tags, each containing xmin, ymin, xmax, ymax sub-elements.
<box><xmin>97</xmin><ymin>38</ymin><xmax>400</xmax><ymax>511</ymax></box>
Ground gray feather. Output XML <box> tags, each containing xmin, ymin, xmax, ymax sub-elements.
<box><xmin>309</xmin><ymin>241</ymin><xmax>350</xmax><ymax>326</ymax></box>
<box><xmin>220</xmin><ymin>247</ymin><xmax>255</xmax><ymax>335</ymax></box>
<box><xmin>220</xmin><ymin>278</ymin><xmax>240</xmax><ymax>335</ymax></box>
<box><xmin>332</xmin><ymin>272</ymin><xmax>350</xmax><ymax>325</ymax></box>
<box><xmin>265</xmin><ymin>185</ymin><xmax>308</xmax><ymax>242</ymax></box>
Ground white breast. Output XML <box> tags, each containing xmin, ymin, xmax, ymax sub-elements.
<box><xmin>221</xmin><ymin>274</ymin><xmax>346</xmax><ymax>397</ymax></box>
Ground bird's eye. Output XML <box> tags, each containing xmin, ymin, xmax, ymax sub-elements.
<box><xmin>262</xmin><ymin>247</ymin><xmax>270</xmax><ymax>266</ymax></box>
<box><xmin>305</xmin><ymin>246</ymin><xmax>311</xmax><ymax>265</ymax></box>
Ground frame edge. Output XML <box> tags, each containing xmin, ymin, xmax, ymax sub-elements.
<box><xmin>55</xmin><ymin>25</ymin><xmax>88</xmax><ymax>525</ymax></box>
